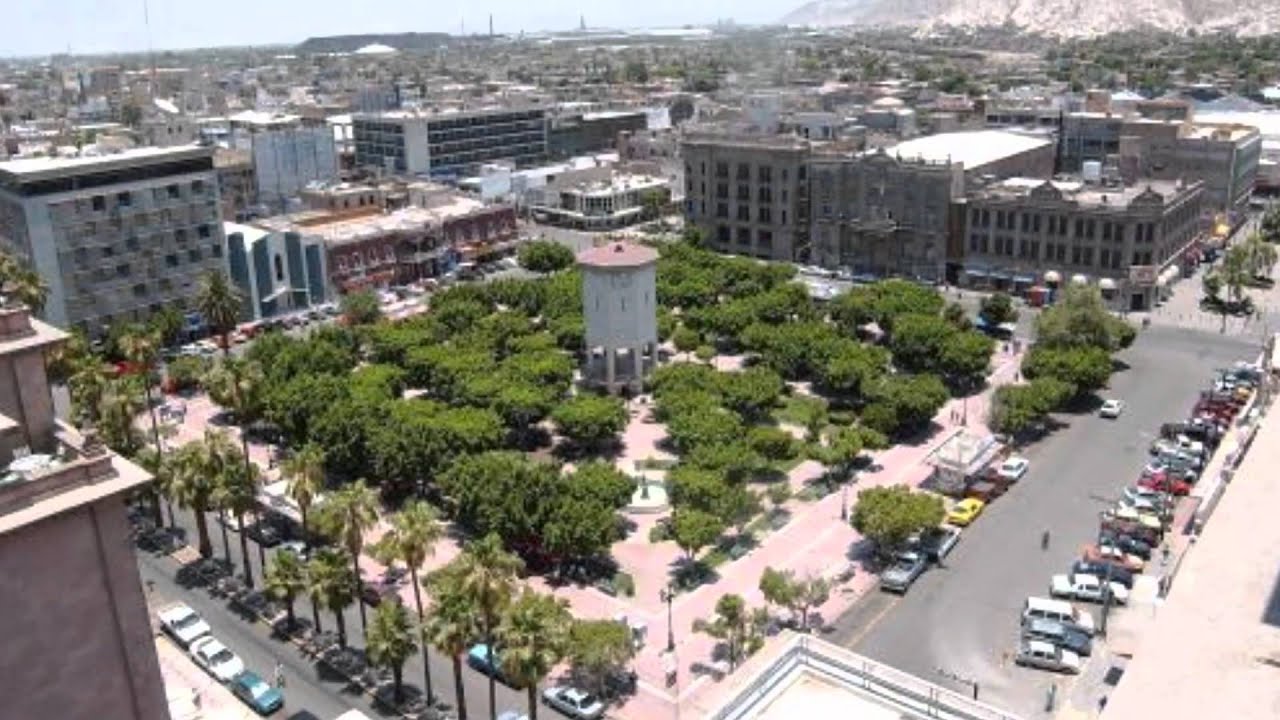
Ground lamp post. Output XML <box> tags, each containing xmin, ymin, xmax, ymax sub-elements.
<box><xmin>659</xmin><ymin>584</ymin><xmax>676</xmax><ymax>652</ymax></box>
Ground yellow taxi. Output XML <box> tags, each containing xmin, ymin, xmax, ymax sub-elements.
<box><xmin>946</xmin><ymin>498</ymin><xmax>986</xmax><ymax>527</ymax></box>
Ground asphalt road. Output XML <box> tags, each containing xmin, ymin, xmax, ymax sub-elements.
<box><xmin>827</xmin><ymin>323</ymin><xmax>1259</xmax><ymax>716</ymax></box>
<box><xmin>140</xmin><ymin>507</ymin><xmax>564</xmax><ymax>720</ymax></box>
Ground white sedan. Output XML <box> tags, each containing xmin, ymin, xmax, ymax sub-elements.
<box><xmin>190</xmin><ymin>636</ymin><xmax>245</xmax><ymax>683</ymax></box>
<box><xmin>542</xmin><ymin>686</ymin><xmax>605</xmax><ymax>720</ymax></box>
<box><xmin>996</xmin><ymin>456</ymin><xmax>1030</xmax><ymax>482</ymax></box>
<box><xmin>157</xmin><ymin>603</ymin><xmax>212</xmax><ymax>648</ymax></box>
<box><xmin>1099</xmin><ymin>399</ymin><xmax>1125</xmax><ymax>418</ymax></box>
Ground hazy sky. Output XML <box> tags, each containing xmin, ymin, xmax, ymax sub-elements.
<box><xmin>9</xmin><ymin>0</ymin><xmax>785</xmax><ymax>57</ymax></box>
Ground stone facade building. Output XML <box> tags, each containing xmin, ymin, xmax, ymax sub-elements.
<box><xmin>681</xmin><ymin>132</ymin><xmax>810</xmax><ymax>262</ymax></box>
<box><xmin>958</xmin><ymin>177</ymin><xmax>1205</xmax><ymax>310</ymax></box>
<box><xmin>0</xmin><ymin>304</ymin><xmax>164</xmax><ymax>720</ymax></box>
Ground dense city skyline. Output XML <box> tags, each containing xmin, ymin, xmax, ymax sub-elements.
<box><xmin>8</xmin><ymin>0</ymin><xmax>774</xmax><ymax>57</ymax></box>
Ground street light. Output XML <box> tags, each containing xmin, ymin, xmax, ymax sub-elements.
<box><xmin>659</xmin><ymin>584</ymin><xmax>676</xmax><ymax>652</ymax></box>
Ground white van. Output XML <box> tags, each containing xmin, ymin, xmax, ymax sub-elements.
<box><xmin>334</xmin><ymin>711</ymin><xmax>375</xmax><ymax>720</ymax></box>
<box><xmin>1022</xmin><ymin>596</ymin><xmax>1096</xmax><ymax>635</ymax></box>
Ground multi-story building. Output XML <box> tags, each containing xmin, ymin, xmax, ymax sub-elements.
<box><xmin>223</xmin><ymin>221</ymin><xmax>329</xmax><ymax>321</ymax></box>
<box><xmin>0</xmin><ymin>302</ymin><xmax>165</xmax><ymax>720</ymax></box>
<box><xmin>352</xmin><ymin>108</ymin><xmax>548</xmax><ymax>178</ymax></box>
<box><xmin>548</xmin><ymin>109</ymin><xmax>647</xmax><ymax>159</ymax></box>
<box><xmin>531</xmin><ymin>173</ymin><xmax>670</xmax><ymax>230</ymax></box>
<box><xmin>250</xmin><ymin>127</ymin><xmax>339</xmax><ymax>211</ymax></box>
<box><xmin>0</xmin><ymin>146</ymin><xmax>226</xmax><ymax>336</ymax></box>
<box><xmin>1060</xmin><ymin>112</ymin><xmax>1261</xmax><ymax>217</ymax></box>
<box><xmin>682</xmin><ymin>132</ymin><xmax>810</xmax><ymax>262</ymax></box>
<box><xmin>214</xmin><ymin>148</ymin><xmax>257</xmax><ymax>221</ymax></box>
<box><xmin>809</xmin><ymin>149</ymin><xmax>961</xmax><ymax>281</ymax></box>
<box><xmin>958</xmin><ymin>177</ymin><xmax>1205</xmax><ymax>311</ymax></box>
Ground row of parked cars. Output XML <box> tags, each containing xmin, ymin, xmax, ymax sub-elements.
<box><xmin>1014</xmin><ymin>361</ymin><xmax>1261</xmax><ymax>675</ymax></box>
<box><xmin>157</xmin><ymin>603</ymin><xmax>284</xmax><ymax>715</ymax></box>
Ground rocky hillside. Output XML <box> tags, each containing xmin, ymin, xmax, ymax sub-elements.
<box><xmin>779</xmin><ymin>0</ymin><xmax>1280</xmax><ymax>37</ymax></box>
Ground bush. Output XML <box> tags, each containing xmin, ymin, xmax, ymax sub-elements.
<box><xmin>747</xmin><ymin>426</ymin><xmax>797</xmax><ymax>461</ymax></box>
<box><xmin>695</xmin><ymin>345</ymin><xmax>716</xmax><ymax>362</ymax></box>
<box><xmin>165</xmin><ymin>356</ymin><xmax>206</xmax><ymax>392</ymax></box>
<box><xmin>672</xmin><ymin>326</ymin><xmax>700</xmax><ymax>353</ymax></box>
<box><xmin>518</xmin><ymin>240</ymin><xmax>576</xmax><ymax>273</ymax></box>
<box><xmin>613</xmin><ymin>572</ymin><xmax>636</xmax><ymax>597</ymax></box>
<box><xmin>649</xmin><ymin>521</ymin><xmax>671</xmax><ymax>543</ymax></box>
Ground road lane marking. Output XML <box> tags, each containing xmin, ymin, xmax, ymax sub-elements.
<box><xmin>846</xmin><ymin>595</ymin><xmax>899</xmax><ymax>648</ymax></box>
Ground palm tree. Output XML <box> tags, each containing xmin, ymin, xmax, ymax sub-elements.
<box><xmin>374</xmin><ymin>501</ymin><xmax>444</xmax><ymax>704</ymax></box>
<box><xmin>68</xmin><ymin>356</ymin><xmax>111</xmax><ymax>426</ymax></box>
<box><xmin>264</xmin><ymin>549</ymin><xmax>307</xmax><ymax>630</ymax></box>
<box><xmin>96</xmin><ymin>377</ymin><xmax>145</xmax><ymax>457</ymax></box>
<box><xmin>424</xmin><ymin>564</ymin><xmax>481</xmax><ymax>720</ymax></box>
<box><xmin>366</xmin><ymin>601</ymin><xmax>418</xmax><ymax>705</ymax></box>
<box><xmin>215</xmin><ymin>448</ymin><xmax>260</xmax><ymax>588</ymax></box>
<box><xmin>195</xmin><ymin>270</ymin><xmax>242</xmax><ymax>356</ymax></box>
<box><xmin>497</xmin><ymin>590</ymin><xmax>572</xmax><ymax>720</ymax></box>
<box><xmin>204</xmin><ymin>430</ymin><xmax>240</xmax><ymax>565</ymax></box>
<box><xmin>0</xmin><ymin>252</ymin><xmax>49</xmax><ymax>313</ymax></box>
<box><xmin>284</xmin><ymin>444</ymin><xmax>325</xmax><ymax>551</ymax></box>
<box><xmin>456</xmin><ymin>534</ymin><xmax>524</xmax><ymax>720</ymax></box>
<box><xmin>319</xmin><ymin>480</ymin><xmax>380</xmax><ymax>634</ymax></box>
<box><xmin>205</xmin><ymin>357</ymin><xmax>267</xmax><ymax>570</ymax></box>
<box><xmin>118</xmin><ymin>325</ymin><xmax>163</xmax><ymax>457</ymax></box>
<box><xmin>308</xmin><ymin>549</ymin><xmax>357</xmax><ymax>647</ymax></box>
<box><xmin>168</xmin><ymin>441</ymin><xmax>217</xmax><ymax>558</ymax></box>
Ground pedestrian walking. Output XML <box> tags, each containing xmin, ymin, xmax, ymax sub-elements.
<box><xmin>1041</xmin><ymin>529</ymin><xmax>1050</xmax><ymax>550</ymax></box>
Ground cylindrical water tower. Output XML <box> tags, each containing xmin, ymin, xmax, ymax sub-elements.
<box><xmin>577</xmin><ymin>241</ymin><xmax>658</xmax><ymax>393</ymax></box>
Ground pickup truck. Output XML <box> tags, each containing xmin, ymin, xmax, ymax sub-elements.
<box><xmin>879</xmin><ymin>551</ymin><xmax>928</xmax><ymax>594</ymax></box>
<box><xmin>1050</xmin><ymin>573</ymin><xmax>1129</xmax><ymax>605</ymax></box>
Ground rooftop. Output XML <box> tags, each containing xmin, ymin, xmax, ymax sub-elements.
<box><xmin>577</xmin><ymin>241</ymin><xmax>658</xmax><ymax>268</ymax></box>
<box><xmin>972</xmin><ymin>177</ymin><xmax>1197</xmax><ymax>208</ymax></box>
<box><xmin>256</xmin><ymin>199</ymin><xmax>485</xmax><ymax>245</ymax></box>
<box><xmin>563</xmin><ymin>174</ymin><xmax>667</xmax><ymax>198</ymax></box>
<box><xmin>883</xmin><ymin>130</ymin><xmax>1053</xmax><ymax>171</ymax></box>
<box><xmin>1103</xmin><ymin>404</ymin><xmax>1280</xmax><ymax>720</ymax></box>
<box><xmin>0</xmin><ymin>144</ymin><xmax>212</xmax><ymax>179</ymax></box>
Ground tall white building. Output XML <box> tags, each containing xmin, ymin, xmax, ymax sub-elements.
<box><xmin>251</xmin><ymin>127</ymin><xmax>339</xmax><ymax>211</ymax></box>
<box><xmin>578</xmin><ymin>241</ymin><xmax>658</xmax><ymax>393</ymax></box>
<box><xmin>0</xmin><ymin>145</ymin><xmax>226</xmax><ymax>336</ymax></box>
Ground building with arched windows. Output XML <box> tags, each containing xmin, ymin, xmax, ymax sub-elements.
<box><xmin>579</xmin><ymin>241</ymin><xmax>658</xmax><ymax>393</ymax></box>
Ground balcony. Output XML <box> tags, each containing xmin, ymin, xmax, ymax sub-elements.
<box><xmin>0</xmin><ymin>422</ymin><xmax>121</xmax><ymax>521</ymax></box>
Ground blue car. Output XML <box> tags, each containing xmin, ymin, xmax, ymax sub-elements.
<box><xmin>230</xmin><ymin>670</ymin><xmax>284</xmax><ymax>715</ymax></box>
<box><xmin>467</xmin><ymin>643</ymin><xmax>511</xmax><ymax>684</ymax></box>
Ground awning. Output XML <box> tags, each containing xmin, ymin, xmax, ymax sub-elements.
<box><xmin>990</xmin><ymin>271</ymin><xmax>1012</xmax><ymax>280</ymax></box>
<box><xmin>1044</xmin><ymin>270</ymin><xmax>1062</xmax><ymax>283</ymax></box>
<box><xmin>965</xmin><ymin>268</ymin><xmax>990</xmax><ymax>278</ymax></box>
<box><xmin>1098</xmin><ymin>278</ymin><xmax>1117</xmax><ymax>291</ymax></box>
<box><xmin>1071</xmin><ymin>274</ymin><xmax>1088</xmax><ymax>285</ymax></box>
<box><xmin>1013</xmin><ymin>275</ymin><xmax>1036</xmax><ymax>284</ymax></box>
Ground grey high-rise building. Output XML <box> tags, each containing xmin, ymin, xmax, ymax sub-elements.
<box><xmin>352</xmin><ymin>108</ymin><xmax>548</xmax><ymax>177</ymax></box>
<box><xmin>0</xmin><ymin>146</ymin><xmax>226</xmax><ymax>336</ymax></box>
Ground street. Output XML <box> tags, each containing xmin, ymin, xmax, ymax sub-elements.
<box><xmin>139</xmin><ymin>506</ymin><xmax>566</xmax><ymax>720</ymax></box>
<box><xmin>827</xmin><ymin>322</ymin><xmax>1258</xmax><ymax>717</ymax></box>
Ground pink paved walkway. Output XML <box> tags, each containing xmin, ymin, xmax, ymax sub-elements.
<box><xmin>152</xmin><ymin>346</ymin><xmax>1026</xmax><ymax>720</ymax></box>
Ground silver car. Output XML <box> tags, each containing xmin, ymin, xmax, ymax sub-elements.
<box><xmin>1015</xmin><ymin>639</ymin><xmax>1082</xmax><ymax>674</ymax></box>
<box><xmin>542</xmin><ymin>685</ymin><xmax>605</xmax><ymax>720</ymax></box>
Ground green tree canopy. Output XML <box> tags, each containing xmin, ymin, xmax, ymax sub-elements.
<box><xmin>850</xmin><ymin>484</ymin><xmax>945</xmax><ymax>557</ymax></box>
<box><xmin>518</xmin><ymin>240</ymin><xmax>577</xmax><ymax>273</ymax></box>
<box><xmin>551</xmin><ymin>394</ymin><xmax>628</xmax><ymax>451</ymax></box>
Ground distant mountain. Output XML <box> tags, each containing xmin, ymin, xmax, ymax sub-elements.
<box><xmin>294</xmin><ymin>33</ymin><xmax>451</xmax><ymax>54</ymax></box>
<box><xmin>779</xmin><ymin>0</ymin><xmax>1280</xmax><ymax>37</ymax></box>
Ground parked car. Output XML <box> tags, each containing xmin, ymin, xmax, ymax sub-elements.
<box><xmin>1021</xmin><ymin>617</ymin><xmax>1093</xmax><ymax>657</ymax></box>
<box><xmin>542</xmin><ymin>686</ymin><xmax>606</xmax><ymax>720</ymax></box>
<box><xmin>945</xmin><ymin>498</ymin><xmax>985</xmax><ymax>526</ymax></box>
<box><xmin>1120</xmin><ymin>486</ymin><xmax>1162</xmax><ymax>513</ymax></box>
<box><xmin>361</xmin><ymin>577</ymin><xmax>403</xmax><ymax>608</ymax></box>
<box><xmin>880</xmin><ymin>551</ymin><xmax>928</xmax><ymax>593</ymax></box>
<box><xmin>995</xmin><ymin>456</ymin><xmax>1030</xmax><ymax>482</ymax></box>
<box><xmin>497</xmin><ymin>712</ymin><xmax>530</xmax><ymax>720</ymax></box>
<box><xmin>158</xmin><ymin>603</ymin><xmax>212</xmax><ymax>648</ymax></box>
<box><xmin>1098</xmin><ymin>399</ymin><xmax>1125</xmax><ymax>418</ymax></box>
<box><xmin>918</xmin><ymin>526</ymin><xmax>961</xmax><ymax>563</ymax></box>
<box><xmin>1104</xmin><ymin>505</ymin><xmax>1162</xmax><ymax>532</ymax></box>
<box><xmin>1050</xmin><ymin>573</ymin><xmax>1130</xmax><ymax>605</ymax></box>
<box><xmin>1072</xmin><ymin>560</ymin><xmax>1135</xmax><ymax>589</ymax></box>
<box><xmin>467</xmin><ymin>643</ymin><xmax>512</xmax><ymax>684</ymax></box>
<box><xmin>1083</xmin><ymin>543</ymin><xmax>1145</xmax><ymax>572</ymax></box>
<box><xmin>1014</xmin><ymin>639</ymin><xmax>1082</xmax><ymax>674</ymax></box>
<box><xmin>1138</xmin><ymin>472</ymin><xmax>1192</xmax><ymax>496</ymax></box>
<box><xmin>1098</xmin><ymin>531</ymin><xmax>1152</xmax><ymax>560</ymax></box>
<box><xmin>277</xmin><ymin>541</ymin><xmax>309</xmax><ymax>562</ymax></box>
<box><xmin>230</xmin><ymin>670</ymin><xmax>284</xmax><ymax>715</ymax></box>
<box><xmin>244</xmin><ymin>521</ymin><xmax>283</xmax><ymax>548</ymax></box>
<box><xmin>190</xmin><ymin>636</ymin><xmax>246</xmax><ymax>682</ymax></box>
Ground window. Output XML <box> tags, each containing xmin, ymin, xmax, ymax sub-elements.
<box><xmin>1082</xmin><ymin>247</ymin><xmax>1094</xmax><ymax>266</ymax></box>
<box><xmin>198</xmin><ymin>224</ymin><xmax>211</xmax><ymax>239</ymax></box>
<box><xmin>736</xmin><ymin>227</ymin><xmax>751</xmax><ymax>245</ymax></box>
<box><xmin>1100</xmin><ymin>249</ymin><xmax>1111</xmax><ymax>268</ymax></box>
<box><xmin>1102</xmin><ymin>222</ymin><xmax>1112</xmax><ymax>242</ymax></box>
<box><xmin>1087</xmin><ymin>220</ymin><xmax>1096</xmax><ymax>239</ymax></box>
<box><xmin>274</xmin><ymin>254</ymin><xmax>285</xmax><ymax>282</ymax></box>
<box><xmin>92</xmin><ymin>195</ymin><xmax>105</xmax><ymax>212</ymax></box>
<box><xmin>716</xmin><ymin>183</ymin><xmax>728</xmax><ymax>200</ymax></box>
<box><xmin>1019</xmin><ymin>239</ymin><xmax>1028</xmax><ymax>257</ymax></box>
<box><xmin>117</xmin><ymin>191</ymin><xmax>132</xmax><ymax>207</ymax></box>
<box><xmin>715</xmin><ymin>163</ymin><xmax>729</xmax><ymax>178</ymax></box>
<box><xmin>132</xmin><ymin>283</ymin><xmax>148</xmax><ymax>297</ymax></box>
<box><xmin>188</xmin><ymin>248</ymin><xmax>203</xmax><ymax>262</ymax></box>
<box><xmin>737</xmin><ymin>205</ymin><xmax>751</xmax><ymax>222</ymax></box>
<box><xmin>1033</xmin><ymin>214</ymin><xmax>1041</xmax><ymax>233</ymax></box>
<box><xmin>758</xmin><ymin>166</ymin><xmax>772</xmax><ymax>183</ymax></box>
<box><xmin>716</xmin><ymin>203</ymin><xmax>729</xmax><ymax>219</ymax></box>
<box><xmin>175</xmin><ymin>228</ymin><xmax>187</xmax><ymax>244</ymax></box>
<box><xmin>126</xmin><ymin>236</ymin><xmax>139</xmax><ymax>251</ymax></box>
<box><xmin>982</xmin><ymin>209</ymin><xmax>990</xmax><ymax>227</ymax></box>
<box><xmin>102</xmin><ymin>246</ymin><xmax>115</xmax><ymax>259</ymax></box>
<box><xmin>970</xmin><ymin>234</ymin><xmax>980</xmax><ymax>252</ymax></box>
<box><xmin>192</xmin><ymin>180</ymin><xmax>205</xmax><ymax>195</ymax></box>
<box><xmin>717</xmin><ymin>226</ymin><xmax>730</xmax><ymax>243</ymax></box>
<box><xmin>1111</xmin><ymin>250</ymin><xmax>1121</xmax><ymax>269</ymax></box>
<box><xmin>1021</xmin><ymin>213</ymin><xmax>1030</xmax><ymax>232</ymax></box>
<box><xmin>758</xmin><ymin>187</ymin><xmax>773</xmax><ymax>203</ymax></box>
<box><xmin>781</xmin><ymin>210</ymin><xmax>787</xmax><ymax>225</ymax></box>
<box><xmin>758</xmin><ymin>207</ymin><xmax>772</xmax><ymax>223</ymax></box>
<box><xmin>971</xmin><ymin>208</ymin><xmax>980</xmax><ymax>226</ymax></box>
<box><xmin>167</xmin><ymin>184</ymin><xmax>180</xmax><ymax>199</ymax></box>
<box><xmin>1075</xmin><ymin>219</ymin><xmax>1085</xmax><ymax>237</ymax></box>
<box><xmin>1056</xmin><ymin>244</ymin><xmax>1066</xmax><ymax>262</ymax></box>
<box><xmin>116</xmin><ymin>263</ymin><xmax>130</xmax><ymax>277</ymax></box>
<box><xmin>166</xmin><ymin>254</ymin><xmax>179</xmax><ymax>268</ymax></box>
<box><xmin>1071</xmin><ymin>247</ymin><xmax>1082</xmax><ymax>265</ymax></box>
<box><xmin>980</xmin><ymin>236</ymin><xmax>989</xmax><ymax>253</ymax></box>
<box><xmin>758</xmin><ymin>230</ymin><xmax>773</xmax><ymax>249</ymax></box>
<box><xmin>74</xmin><ymin>247</ymin><xmax>88</xmax><ymax>265</ymax></box>
<box><xmin>737</xmin><ymin>164</ymin><xmax>750</xmax><ymax>181</ymax></box>
<box><xmin>737</xmin><ymin>185</ymin><xmax>750</xmax><ymax>201</ymax></box>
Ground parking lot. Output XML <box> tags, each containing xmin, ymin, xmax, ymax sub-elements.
<box><xmin>827</xmin><ymin>322</ymin><xmax>1258</xmax><ymax>717</ymax></box>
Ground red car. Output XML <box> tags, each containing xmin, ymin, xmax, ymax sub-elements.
<box><xmin>1138</xmin><ymin>472</ymin><xmax>1192</xmax><ymax>496</ymax></box>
